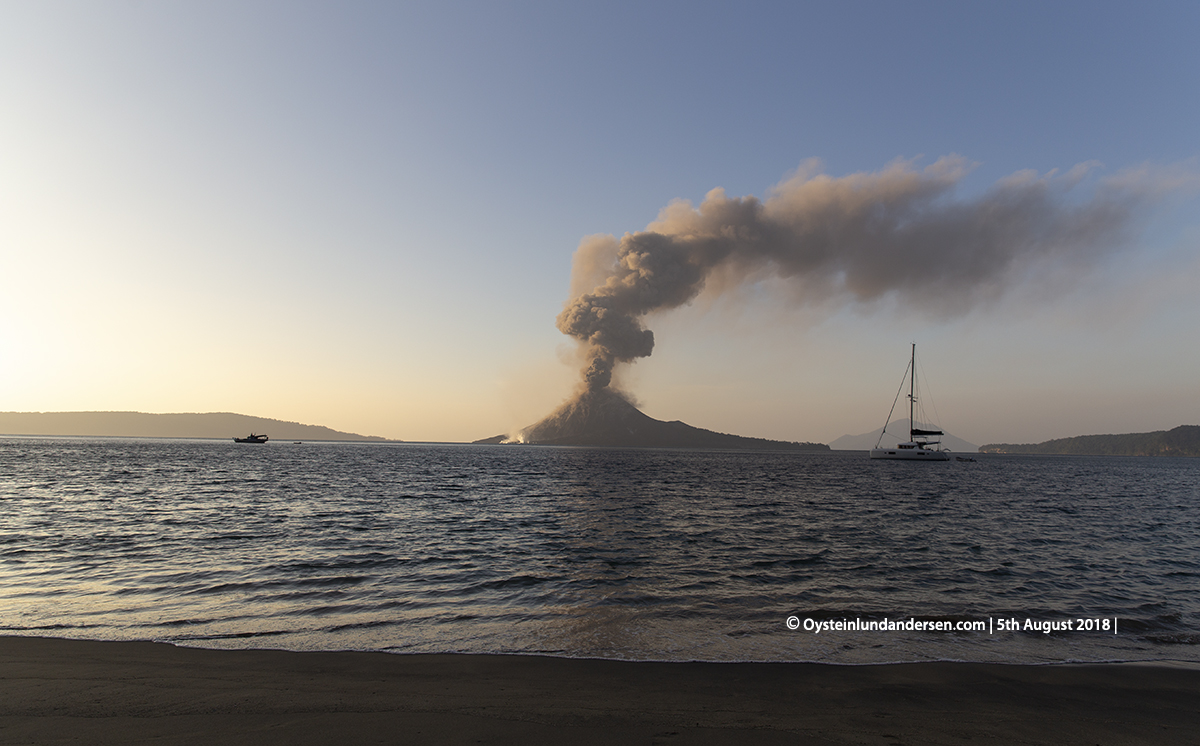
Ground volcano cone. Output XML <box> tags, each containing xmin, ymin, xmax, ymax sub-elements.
<box><xmin>476</xmin><ymin>389</ymin><xmax>827</xmax><ymax>450</ymax></box>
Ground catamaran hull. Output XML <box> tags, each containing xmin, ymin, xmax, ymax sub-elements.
<box><xmin>870</xmin><ymin>447</ymin><xmax>951</xmax><ymax>461</ymax></box>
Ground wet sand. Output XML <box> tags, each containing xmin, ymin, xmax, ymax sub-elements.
<box><xmin>2</xmin><ymin>636</ymin><xmax>1198</xmax><ymax>744</ymax></box>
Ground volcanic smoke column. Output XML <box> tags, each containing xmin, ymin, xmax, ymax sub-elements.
<box><xmin>555</xmin><ymin>231</ymin><xmax>706</xmax><ymax>390</ymax></box>
<box><xmin>556</xmin><ymin>156</ymin><xmax>1163</xmax><ymax>392</ymax></box>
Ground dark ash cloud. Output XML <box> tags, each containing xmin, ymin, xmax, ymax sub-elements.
<box><xmin>557</xmin><ymin>156</ymin><xmax>1180</xmax><ymax>391</ymax></box>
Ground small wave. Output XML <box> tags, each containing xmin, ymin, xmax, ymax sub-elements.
<box><xmin>170</xmin><ymin>629</ymin><xmax>294</xmax><ymax>641</ymax></box>
<box><xmin>186</xmin><ymin>575</ymin><xmax>371</xmax><ymax>595</ymax></box>
<box><xmin>748</xmin><ymin>553</ymin><xmax>828</xmax><ymax>569</ymax></box>
<box><xmin>0</xmin><ymin>622</ymin><xmax>106</xmax><ymax>632</ymax></box>
<box><xmin>153</xmin><ymin>618</ymin><xmax>218</xmax><ymax>628</ymax></box>
<box><xmin>476</xmin><ymin>574</ymin><xmax>563</xmax><ymax>590</ymax></box>
<box><xmin>1143</xmin><ymin>633</ymin><xmax>1200</xmax><ymax>645</ymax></box>
<box><xmin>270</xmin><ymin>554</ymin><xmax>402</xmax><ymax>572</ymax></box>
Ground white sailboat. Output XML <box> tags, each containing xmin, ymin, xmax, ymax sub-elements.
<box><xmin>870</xmin><ymin>344</ymin><xmax>951</xmax><ymax>461</ymax></box>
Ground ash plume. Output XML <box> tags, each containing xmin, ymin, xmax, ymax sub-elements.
<box><xmin>557</xmin><ymin>156</ymin><xmax>1179</xmax><ymax>391</ymax></box>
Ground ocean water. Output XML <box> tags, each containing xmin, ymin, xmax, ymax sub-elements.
<box><xmin>1</xmin><ymin>436</ymin><xmax>1198</xmax><ymax>664</ymax></box>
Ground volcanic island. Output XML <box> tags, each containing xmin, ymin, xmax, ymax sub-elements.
<box><xmin>475</xmin><ymin>388</ymin><xmax>827</xmax><ymax>451</ymax></box>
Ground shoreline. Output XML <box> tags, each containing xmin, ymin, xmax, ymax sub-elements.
<box><xmin>4</xmin><ymin>636</ymin><xmax>1199</xmax><ymax>744</ymax></box>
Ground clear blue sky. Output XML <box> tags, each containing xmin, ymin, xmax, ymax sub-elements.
<box><xmin>2</xmin><ymin>1</ymin><xmax>1197</xmax><ymax>444</ymax></box>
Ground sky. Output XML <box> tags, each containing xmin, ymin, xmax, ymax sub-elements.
<box><xmin>1</xmin><ymin>0</ymin><xmax>1198</xmax><ymax>445</ymax></box>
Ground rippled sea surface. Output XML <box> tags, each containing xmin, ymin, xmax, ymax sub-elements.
<box><xmin>2</xmin><ymin>437</ymin><xmax>1198</xmax><ymax>664</ymax></box>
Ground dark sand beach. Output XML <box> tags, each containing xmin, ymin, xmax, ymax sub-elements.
<box><xmin>3</xmin><ymin>637</ymin><xmax>1198</xmax><ymax>744</ymax></box>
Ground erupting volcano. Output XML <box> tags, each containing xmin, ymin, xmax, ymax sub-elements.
<box><xmin>480</xmin><ymin>157</ymin><xmax>1168</xmax><ymax>449</ymax></box>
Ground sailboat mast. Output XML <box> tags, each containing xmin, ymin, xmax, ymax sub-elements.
<box><xmin>909</xmin><ymin>342</ymin><xmax>916</xmax><ymax>441</ymax></box>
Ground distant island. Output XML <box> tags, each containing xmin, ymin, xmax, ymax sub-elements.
<box><xmin>829</xmin><ymin>419</ymin><xmax>978</xmax><ymax>453</ymax></box>
<box><xmin>475</xmin><ymin>389</ymin><xmax>828</xmax><ymax>451</ymax></box>
<box><xmin>980</xmin><ymin>425</ymin><xmax>1199</xmax><ymax>457</ymax></box>
<box><xmin>0</xmin><ymin>412</ymin><xmax>390</xmax><ymax>442</ymax></box>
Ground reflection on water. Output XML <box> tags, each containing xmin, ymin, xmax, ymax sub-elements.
<box><xmin>1</xmin><ymin>437</ymin><xmax>1198</xmax><ymax>663</ymax></box>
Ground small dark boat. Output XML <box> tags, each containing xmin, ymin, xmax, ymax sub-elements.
<box><xmin>233</xmin><ymin>434</ymin><xmax>269</xmax><ymax>444</ymax></box>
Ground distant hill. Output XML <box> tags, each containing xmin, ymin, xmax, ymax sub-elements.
<box><xmin>830</xmin><ymin>419</ymin><xmax>978</xmax><ymax>453</ymax></box>
<box><xmin>980</xmin><ymin>425</ymin><xmax>1200</xmax><ymax>457</ymax></box>
<box><xmin>0</xmin><ymin>412</ymin><xmax>390</xmax><ymax>442</ymax></box>
<box><xmin>475</xmin><ymin>389</ymin><xmax>828</xmax><ymax>451</ymax></box>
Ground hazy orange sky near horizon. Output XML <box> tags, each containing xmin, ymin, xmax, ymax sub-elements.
<box><xmin>2</xmin><ymin>1</ymin><xmax>1198</xmax><ymax>445</ymax></box>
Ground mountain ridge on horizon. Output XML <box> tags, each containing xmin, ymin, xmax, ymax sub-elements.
<box><xmin>475</xmin><ymin>389</ymin><xmax>828</xmax><ymax>451</ymax></box>
<box><xmin>0</xmin><ymin>411</ymin><xmax>390</xmax><ymax>442</ymax></box>
<box><xmin>980</xmin><ymin>425</ymin><xmax>1200</xmax><ymax>457</ymax></box>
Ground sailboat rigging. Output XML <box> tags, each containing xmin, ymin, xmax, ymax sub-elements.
<box><xmin>870</xmin><ymin>344</ymin><xmax>951</xmax><ymax>461</ymax></box>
